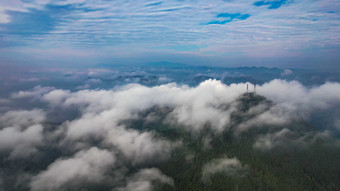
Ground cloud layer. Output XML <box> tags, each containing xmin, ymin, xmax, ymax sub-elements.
<box><xmin>0</xmin><ymin>109</ymin><xmax>45</xmax><ymax>158</ymax></box>
<box><xmin>202</xmin><ymin>157</ymin><xmax>247</xmax><ymax>183</ymax></box>
<box><xmin>1</xmin><ymin>79</ymin><xmax>340</xmax><ymax>190</ymax></box>
<box><xmin>1</xmin><ymin>0</ymin><xmax>339</xmax><ymax>68</ymax></box>
<box><xmin>30</xmin><ymin>147</ymin><xmax>115</xmax><ymax>191</ymax></box>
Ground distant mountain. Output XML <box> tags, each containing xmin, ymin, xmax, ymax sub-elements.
<box><xmin>97</xmin><ymin>62</ymin><xmax>340</xmax><ymax>86</ymax></box>
<box><xmin>139</xmin><ymin>61</ymin><xmax>189</xmax><ymax>68</ymax></box>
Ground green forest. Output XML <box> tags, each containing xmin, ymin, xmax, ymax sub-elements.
<box><xmin>127</xmin><ymin>93</ymin><xmax>340</xmax><ymax>191</ymax></box>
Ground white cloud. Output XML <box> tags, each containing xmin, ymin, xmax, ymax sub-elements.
<box><xmin>33</xmin><ymin>80</ymin><xmax>246</xmax><ymax>167</ymax></box>
<box><xmin>202</xmin><ymin>157</ymin><xmax>247</xmax><ymax>183</ymax></box>
<box><xmin>0</xmin><ymin>109</ymin><xmax>46</xmax><ymax>158</ymax></box>
<box><xmin>258</xmin><ymin>80</ymin><xmax>340</xmax><ymax>111</ymax></box>
<box><xmin>42</xmin><ymin>79</ymin><xmax>244</xmax><ymax>132</ymax></box>
<box><xmin>253</xmin><ymin>129</ymin><xmax>337</xmax><ymax>150</ymax></box>
<box><xmin>0</xmin><ymin>11</ymin><xmax>10</xmax><ymax>24</ymax></box>
<box><xmin>105</xmin><ymin>126</ymin><xmax>175</xmax><ymax>165</ymax></box>
<box><xmin>3</xmin><ymin>0</ymin><xmax>339</xmax><ymax>63</ymax></box>
<box><xmin>61</xmin><ymin>110</ymin><xmax>176</xmax><ymax>165</ymax></box>
<box><xmin>0</xmin><ymin>109</ymin><xmax>45</xmax><ymax>127</ymax></box>
<box><xmin>30</xmin><ymin>147</ymin><xmax>115</xmax><ymax>191</ymax></box>
<box><xmin>281</xmin><ymin>69</ymin><xmax>293</xmax><ymax>76</ymax></box>
<box><xmin>0</xmin><ymin>2</ymin><xmax>28</xmax><ymax>23</ymax></box>
<box><xmin>1</xmin><ymin>79</ymin><xmax>340</xmax><ymax>190</ymax></box>
<box><xmin>13</xmin><ymin>79</ymin><xmax>340</xmax><ymax>135</ymax></box>
<box><xmin>42</xmin><ymin>89</ymin><xmax>71</xmax><ymax>105</ymax></box>
<box><xmin>237</xmin><ymin>80</ymin><xmax>340</xmax><ymax>132</ymax></box>
<box><xmin>253</xmin><ymin>128</ymin><xmax>293</xmax><ymax>150</ymax></box>
<box><xmin>0</xmin><ymin>0</ymin><xmax>51</xmax><ymax>23</ymax></box>
<box><xmin>0</xmin><ymin>124</ymin><xmax>43</xmax><ymax>158</ymax></box>
<box><xmin>117</xmin><ymin>168</ymin><xmax>174</xmax><ymax>191</ymax></box>
<box><xmin>12</xmin><ymin>86</ymin><xmax>55</xmax><ymax>100</ymax></box>
<box><xmin>236</xmin><ymin>105</ymin><xmax>292</xmax><ymax>132</ymax></box>
<box><xmin>0</xmin><ymin>98</ymin><xmax>11</xmax><ymax>104</ymax></box>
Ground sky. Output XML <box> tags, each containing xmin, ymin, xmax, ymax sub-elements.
<box><xmin>1</xmin><ymin>2</ymin><xmax>340</xmax><ymax>189</ymax></box>
<box><xmin>0</xmin><ymin>0</ymin><xmax>340</xmax><ymax>69</ymax></box>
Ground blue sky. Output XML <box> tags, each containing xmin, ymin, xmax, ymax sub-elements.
<box><xmin>0</xmin><ymin>0</ymin><xmax>339</xmax><ymax>69</ymax></box>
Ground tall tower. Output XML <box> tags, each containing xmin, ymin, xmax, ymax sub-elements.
<box><xmin>254</xmin><ymin>81</ymin><xmax>256</xmax><ymax>93</ymax></box>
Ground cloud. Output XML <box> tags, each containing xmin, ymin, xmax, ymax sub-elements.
<box><xmin>104</xmin><ymin>126</ymin><xmax>175</xmax><ymax>165</ymax></box>
<box><xmin>236</xmin><ymin>80</ymin><xmax>340</xmax><ymax>133</ymax></box>
<box><xmin>62</xmin><ymin>110</ymin><xmax>176</xmax><ymax>165</ymax></box>
<box><xmin>1</xmin><ymin>3</ymin><xmax>74</xmax><ymax>37</ymax></box>
<box><xmin>2</xmin><ymin>0</ymin><xmax>340</xmax><ymax>69</ymax></box>
<box><xmin>35</xmin><ymin>79</ymin><xmax>244</xmax><ymax>133</ymax></box>
<box><xmin>0</xmin><ymin>124</ymin><xmax>43</xmax><ymax>158</ymax></box>
<box><xmin>0</xmin><ymin>11</ymin><xmax>10</xmax><ymax>24</ymax></box>
<box><xmin>117</xmin><ymin>168</ymin><xmax>174</xmax><ymax>191</ymax></box>
<box><xmin>259</xmin><ymin>80</ymin><xmax>340</xmax><ymax>112</ymax></box>
<box><xmin>1</xmin><ymin>79</ymin><xmax>340</xmax><ymax>189</ymax></box>
<box><xmin>4</xmin><ymin>96</ymin><xmax>176</xmax><ymax>190</ymax></box>
<box><xmin>202</xmin><ymin>157</ymin><xmax>247</xmax><ymax>183</ymax></box>
<box><xmin>253</xmin><ymin>128</ymin><xmax>337</xmax><ymax>150</ymax></box>
<box><xmin>42</xmin><ymin>89</ymin><xmax>71</xmax><ymax>106</ymax></box>
<box><xmin>281</xmin><ymin>69</ymin><xmax>293</xmax><ymax>76</ymax></box>
<box><xmin>0</xmin><ymin>98</ymin><xmax>11</xmax><ymax>105</ymax></box>
<box><xmin>0</xmin><ymin>1</ymin><xmax>32</xmax><ymax>24</ymax></box>
<box><xmin>235</xmin><ymin>102</ymin><xmax>293</xmax><ymax>133</ymax></box>
<box><xmin>12</xmin><ymin>79</ymin><xmax>340</xmax><ymax>134</ymax></box>
<box><xmin>30</xmin><ymin>147</ymin><xmax>115</xmax><ymax>191</ymax></box>
<box><xmin>0</xmin><ymin>109</ymin><xmax>46</xmax><ymax>158</ymax></box>
<box><xmin>0</xmin><ymin>109</ymin><xmax>45</xmax><ymax>127</ymax></box>
<box><xmin>12</xmin><ymin>86</ymin><xmax>55</xmax><ymax>100</ymax></box>
<box><xmin>253</xmin><ymin>128</ymin><xmax>293</xmax><ymax>150</ymax></box>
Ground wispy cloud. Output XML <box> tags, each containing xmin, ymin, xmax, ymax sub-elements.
<box><xmin>0</xmin><ymin>0</ymin><xmax>339</xmax><ymax>68</ymax></box>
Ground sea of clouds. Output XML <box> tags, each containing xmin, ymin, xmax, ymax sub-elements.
<box><xmin>0</xmin><ymin>79</ymin><xmax>340</xmax><ymax>190</ymax></box>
